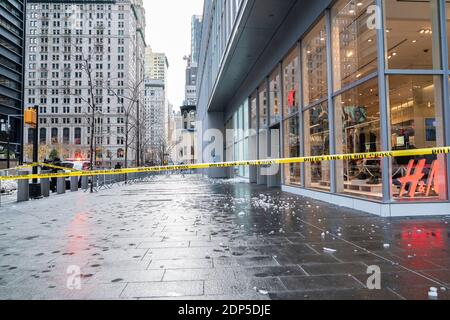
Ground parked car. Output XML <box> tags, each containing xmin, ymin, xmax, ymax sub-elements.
<box><xmin>60</xmin><ymin>161</ymin><xmax>91</xmax><ymax>189</ymax></box>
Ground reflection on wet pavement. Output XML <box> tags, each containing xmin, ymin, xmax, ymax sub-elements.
<box><xmin>0</xmin><ymin>175</ymin><xmax>449</xmax><ymax>300</ymax></box>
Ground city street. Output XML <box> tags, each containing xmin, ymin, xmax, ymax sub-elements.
<box><xmin>0</xmin><ymin>175</ymin><xmax>449</xmax><ymax>300</ymax></box>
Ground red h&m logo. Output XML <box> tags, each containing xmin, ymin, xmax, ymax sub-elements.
<box><xmin>398</xmin><ymin>159</ymin><xmax>441</xmax><ymax>198</ymax></box>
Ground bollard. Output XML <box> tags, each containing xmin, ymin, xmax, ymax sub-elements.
<box><xmin>17</xmin><ymin>170</ymin><xmax>30</xmax><ymax>202</ymax></box>
<box><xmin>81</xmin><ymin>176</ymin><xmax>88</xmax><ymax>190</ymax></box>
<box><xmin>56</xmin><ymin>171</ymin><xmax>66</xmax><ymax>195</ymax></box>
<box><xmin>70</xmin><ymin>176</ymin><xmax>78</xmax><ymax>192</ymax></box>
<box><xmin>40</xmin><ymin>170</ymin><xmax>51</xmax><ymax>198</ymax></box>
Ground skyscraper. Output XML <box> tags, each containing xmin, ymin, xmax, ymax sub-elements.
<box><xmin>23</xmin><ymin>0</ymin><xmax>146</xmax><ymax>167</ymax></box>
<box><xmin>191</xmin><ymin>15</ymin><xmax>202</xmax><ymax>65</ymax></box>
<box><xmin>0</xmin><ymin>0</ymin><xmax>26</xmax><ymax>168</ymax></box>
<box><xmin>143</xmin><ymin>47</ymin><xmax>169</xmax><ymax>164</ymax></box>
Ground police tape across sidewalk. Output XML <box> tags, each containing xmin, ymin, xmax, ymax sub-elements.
<box><xmin>1</xmin><ymin>146</ymin><xmax>450</xmax><ymax>182</ymax></box>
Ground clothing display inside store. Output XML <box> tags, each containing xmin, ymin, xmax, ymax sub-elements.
<box><xmin>343</xmin><ymin>109</ymin><xmax>382</xmax><ymax>197</ymax></box>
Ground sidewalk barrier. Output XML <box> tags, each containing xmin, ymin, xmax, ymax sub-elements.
<box><xmin>17</xmin><ymin>170</ymin><xmax>29</xmax><ymax>202</ymax></box>
<box><xmin>1</xmin><ymin>147</ymin><xmax>450</xmax><ymax>183</ymax></box>
<box><xmin>56</xmin><ymin>171</ymin><xmax>65</xmax><ymax>195</ymax></box>
<box><xmin>41</xmin><ymin>170</ymin><xmax>51</xmax><ymax>198</ymax></box>
<box><xmin>70</xmin><ymin>176</ymin><xmax>78</xmax><ymax>192</ymax></box>
<box><xmin>81</xmin><ymin>176</ymin><xmax>88</xmax><ymax>190</ymax></box>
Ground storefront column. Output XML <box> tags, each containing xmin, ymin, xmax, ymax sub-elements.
<box><xmin>376</xmin><ymin>0</ymin><xmax>392</xmax><ymax>203</ymax></box>
<box><xmin>257</xmin><ymin>79</ymin><xmax>269</xmax><ymax>185</ymax></box>
<box><xmin>325</xmin><ymin>10</ymin><xmax>337</xmax><ymax>194</ymax></box>
<box><xmin>297</xmin><ymin>42</ymin><xmax>305</xmax><ymax>187</ymax></box>
<box><xmin>438</xmin><ymin>0</ymin><xmax>450</xmax><ymax>201</ymax></box>
<box><xmin>249</xmin><ymin>95</ymin><xmax>257</xmax><ymax>183</ymax></box>
<box><xmin>268</xmin><ymin>63</ymin><xmax>283</xmax><ymax>188</ymax></box>
<box><xmin>205</xmin><ymin>112</ymin><xmax>228</xmax><ymax>178</ymax></box>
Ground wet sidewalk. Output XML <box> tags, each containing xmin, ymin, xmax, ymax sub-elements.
<box><xmin>0</xmin><ymin>175</ymin><xmax>449</xmax><ymax>300</ymax></box>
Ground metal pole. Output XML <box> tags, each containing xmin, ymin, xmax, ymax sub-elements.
<box><xmin>32</xmin><ymin>105</ymin><xmax>39</xmax><ymax>183</ymax></box>
<box><xmin>6</xmin><ymin>122</ymin><xmax>10</xmax><ymax>169</ymax></box>
<box><xmin>136</xmin><ymin>99</ymin><xmax>140</xmax><ymax>167</ymax></box>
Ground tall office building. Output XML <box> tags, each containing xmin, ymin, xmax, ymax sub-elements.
<box><xmin>191</xmin><ymin>15</ymin><xmax>202</xmax><ymax>65</ymax></box>
<box><xmin>23</xmin><ymin>0</ymin><xmax>146</xmax><ymax>167</ymax></box>
<box><xmin>144</xmin><ymin>47</ymin><xmax>168</xmax><ymax>84</ymax></box>
<box><xmin>197</xmin><ymin>0</ymin><xmax>450</xmax><ymax>217</ymax></box>
<box><xmin>143</xmin><ymin>47</ymin><xmax>169</xmax><ymax>163</ymax></box>
<box><xmin>143</xmin><ymin>78</ymin><xmax>165</xmax><ymax>164</ymax></box>
<box><xmin>183</xmin><ymin>54</ymin><xmax>197</xmax><ymax>106</ymax></box>
<box><xmin>0</xmin><ymin>0</ymin><xmax>26</xmax><ymax>169</ymax></box>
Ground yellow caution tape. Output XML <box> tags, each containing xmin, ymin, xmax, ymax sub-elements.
<box><xmin>35</xmin><ymin>162</ymin><xmax>81</xmax><ymax>172</ymax></box>
<box><xmin>1</xmin><ymin>162</ymin><xmax>79</xmax><ymax>172</ymax></box>
<box><xmin>0</xmin><ymin>147</ymin><xmax>449</xmax><ymax>182</ymax></box>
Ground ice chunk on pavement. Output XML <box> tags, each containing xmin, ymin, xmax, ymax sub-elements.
<box><xmin>428</xmin><ymin>287</ymin><xmax>438</xmax><ymax>299</ymax></box>
<box><xmin>323</xmin><ymin>248</ymin><xmax>337</xmax><ymax>254</ymax></box>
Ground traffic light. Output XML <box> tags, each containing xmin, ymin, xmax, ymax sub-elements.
<box><xmin>24</xmin><ymin>107</ymin><xmax>37</xmax><ymax>127</ymax></box>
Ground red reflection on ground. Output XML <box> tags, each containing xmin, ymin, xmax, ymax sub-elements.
<box><xmin>398</xmin><ymin>225</ymin><xmax>447</xmax><ymax>269</ymax></box>
<box><xmin>66</xmin><ymin>212</ymin><xmax>89</xmax><ymax>254</ymax></box>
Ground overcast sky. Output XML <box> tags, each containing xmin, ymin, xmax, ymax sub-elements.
<box><xmin>144</xmin><ymin>0</ymin><xmax>204</xmax><ymax>111</ymax></box>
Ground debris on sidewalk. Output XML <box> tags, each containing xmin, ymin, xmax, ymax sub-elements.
<box><xmin>428</xmin><ymin>287</ymin><xmax>438</xmax><ymax>299</ymax></box>
<box><xmin>323</xmin><ymin>247</ymin><xmax>337</xmax><ymax>254</ymax></box>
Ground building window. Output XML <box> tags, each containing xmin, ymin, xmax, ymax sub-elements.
<box><xmin>39</xmin><ymin>128</ymin><xmax>46</xmax><ymax>145</ymax></box>
<box><xmin>386</xmin><ymin>0</ymin><xmax>441</xmax><ymax>70</ymax></box>
<box><xmin>332</xmin><ymin>0</ymin><xmax>377</xmax><ymax>91</ymax></box>
<box><xmin>282</xmin><ymin>48</ymin><xmax>300</xmax><ymax>117</ymax></box>
<box><xmin>269</xmin><ymin>69</ymin><xmax>281</xmax><ymax>125</ymax></box>
<box><xmin>302</xmin><ymin>17</ymin><xmax>327</xmax><ymax>106</ymax></box>
<box><xmin>51</xmin><ymin>128</ymin><xmax>58</xmax><ymax>144</ymax></box>
<box><xmin>388</xmin><ymin>75</ymin><xmax>447</xmax><ymax>201</ymax></box>
<box><xmin>75</xmin><ymin>128</ymin><xmax>81</xmax><ymax>145</ymax></box>
<box><xmin>304</xmin><ymin>101</ymin><xmax>330</xmax><ymax>190</ymax></box>
<box><xmin>334</xmin><ymin>78</ymin><xmax>381</xmax><ymax>200</ymax></box>
<box><xmin>63</xmin><ymin>128</ymin><xmax>70</xmax><ymax>144</ymax></box>
<box><xmin>284</xmin><ymin>116</ymin><xmax>301</xmax><ymax>186</ymax></box>
<box><xmin>28</xmin><ymin>128</ymin><xmax>34</xmax><ymax>145</ymax></box>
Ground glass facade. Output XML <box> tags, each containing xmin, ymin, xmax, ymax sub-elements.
<box><xmin>224</xmin><ymin>0</ymin><xmax>450</xmax><ymax>205</ymax></box>
<box><xmin>332</xmin><ymin>0</ymin><xmax>377</xmax><ymax>90</ymax></box>
<box><xmin>303</xmin><ymin>17</ymin><xmax>327</xmax><ymax>106</ymax></box>
<box><xmin>386</xmin><ymin>0</ymin><xmax>441</xmax><ymax>70</ymax></box>
<box><xmin>283</xmin><ymin>48</ymin><xmax>300</xmax><ymax>116</ymax></box>
<box><xmin>269</xmin><ymin>69</ymin><xmax>281</xmax><ymax>125</ymax></box>
<box><xmin>388</xmin><ymin>75</ymin><xmax>447</xmax><ymax>201</ymax></box>
<box><xmin>284</xmin><ymin>116</ymin><xmax>301</xmax><ymax>186</ymax></box>
<box><xmin>335</xmin><ymin>78</ymin><xmax>382</xmax><ymax>199</ymax></box>
<box><xmin>304</xmin><ymin>101</ymin><xmax>330</xmax><ymax>190</ymax></box>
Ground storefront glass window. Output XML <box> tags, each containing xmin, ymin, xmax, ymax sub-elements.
<box><xmin>269</xmin><ymin>69</ymin><xmax>281</xmax><ymax>125</ymax></box>
<box><xmin>304</xmin><ymin>102</ymin><xmax>330</xmax><ymax>190</ymax></box>
<box><xmin>386</xmin><ymin>0</ymin><xmax>441</xmax><ymax>70</ymax></box>
<box><xmin>334</xmin><ymin>78</ymin><xmax>382</xmax><ymax>200</ymax></box>
<box><xmin>332</xmin><ymin>0</ymin><xmax>377</xmax><ymax>91</ymax></box>
<box><xmin>249</xmin><ymin>93</ymin><xmax>257</xmax><ymax>161</ymax></box>
<box><xmin>302</xmin><ymin>17</ymin><xmax>327</xmax><ymax>106</ymax></box>
<box><xmin>250</xmin><ymin>92</ymin><xmax>257</xmax><ymax>130</ymax></box>
<box><xmin>388</xmin><ymin>75</ymin><xmax>447</xmax><ymax>201</ymax></box>
<box><xmin>284</xmin><ymin>116</ymin><xmax>301</xmax><ymax>186</ymax></box>
<box><xmin>259</xmin><ymin>81</ymin><xmax>268</xmax><ymax>129</ymax></box>
<box><xmin>283</xmin><ymin>48</ymin><xmax>300</xmax><ymax>117</ymax></box>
